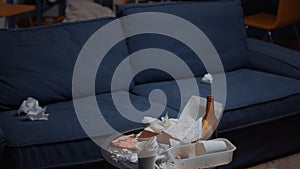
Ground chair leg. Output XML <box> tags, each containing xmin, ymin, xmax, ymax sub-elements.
<box><xmin>293</xmin><ymin>24</ymin><xmax>300</xmax><ymax>41</ymax></box>
<box><xmin>28</xmin><ymin>13</ymin><xmax>33</xmax><ymax>27</ymax></box>
<box><xmin>267</xmin><ymin>30</ymin><xmax>274</xmax><ymax>43</ymax></box>
<box><xmin>4</xmin><ymin>17</ymin><xmax>8</xmax><ymax>29</ymax></box>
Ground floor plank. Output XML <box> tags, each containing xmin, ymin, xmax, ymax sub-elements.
<box><xmin>247</xmin><ymin>153</ymin><xmax>300</xmax><ymax>169</ymax></box>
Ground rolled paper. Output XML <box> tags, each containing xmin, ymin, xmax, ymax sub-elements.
<box><xmin>195</xmin><ymin>140</ymin><xmax>227</xmax><ymax>156</ymax></box>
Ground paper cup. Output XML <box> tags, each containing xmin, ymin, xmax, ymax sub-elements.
<box><xmin>136</xmin><ymin>141</ymin><xmax>158</xmax><ymax>169</ymax></box>
<box><xmin>200</xmin><ymin>140</ymin><xmax>227</xmax><ymax>154</ymax></box>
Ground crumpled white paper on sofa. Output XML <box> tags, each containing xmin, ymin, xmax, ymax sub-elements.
<box><xmin>201</xmin><ymin>73</ymin><xmax>213</xmax><ymax>84</ymax></box>
<box><xmin>18</xmin><ymin>97</ymin><xmax>49</xmax><ymax>121</ymax></box>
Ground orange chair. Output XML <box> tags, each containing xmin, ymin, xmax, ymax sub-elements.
<box><xmin>0</xmin><ymin>1</ymin><xmax>36</xmax><ymax>28</ymax></box>
<box><xmin>244</xmin><ymin>0</ymin><xmax>300</xmax><ymax>42</ymax></box>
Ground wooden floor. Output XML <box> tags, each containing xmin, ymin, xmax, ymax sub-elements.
<box><xmin>247</xmin><ymin>153</ymin><xmax>300</xmax><ymax>169</ymax></box>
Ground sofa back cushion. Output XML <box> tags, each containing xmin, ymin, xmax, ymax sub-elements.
<box><xmin>0</xmin><ymin>18</ymin><xmax>130</xmax><ymax>111</ymax></box>
<box><xmin>119</xmin><ymin>1</ymin><xmax>248</xmax><ymax>84</ymax></box>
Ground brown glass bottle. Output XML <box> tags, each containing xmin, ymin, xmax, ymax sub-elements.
<box><xmin>202</xmin><ymin>96</ymin><xmax>217</xmax><ymax>127</ymax></box>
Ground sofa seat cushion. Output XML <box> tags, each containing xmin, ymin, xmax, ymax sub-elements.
<box><xmin>132</xmin><ymin>69</ymin><xmax>300</xmax><ymax>131</ymax></box>
<box><xmin>0</xmin><ymin>91</ymin><xmax>178</xmax><ymax>168</ymax></box>
<box><xmin>119</xmin><ymin>1</ymin><xmax>248</xmax><ymax>84</ymax></box>
<box><xmin>0</xmin><ymin>18</ymin><xmax>131</xmax><ymax>112</ymax></box>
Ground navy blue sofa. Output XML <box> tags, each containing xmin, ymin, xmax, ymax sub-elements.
<box><xmin>1</xmin><ymin>1</ymin><xmax>300</xmax><ymax>169</ymax></box>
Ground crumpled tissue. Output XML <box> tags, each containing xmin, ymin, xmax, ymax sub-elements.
<box><xmin>141</xmin><ymin>136</ymin><xmax>159</xmax><ymax>151</ymax></box>
<box><xmin>18</xmin><ymin>97</ymin><xmax>49</xmax><ymax>121</ymax></box>
<box><xmin>142</xmin><ymin>95</ymin><xmax>223</xmax><ymax>144</ymax></box>
<box><xmin>201</xmin><ymin>73</ymin><xmax>213</xmax><ymax>84</ymax></box>
<box><xmin>164</xmin><ymin>96</ymin><xmax>203</xmax><ymax>143</ymax></box>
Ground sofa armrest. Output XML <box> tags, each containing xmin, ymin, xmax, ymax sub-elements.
<box><xmin>247</xmin><ymin>38</ymin><xmax>300</xmax><ymax>80</ymax></box>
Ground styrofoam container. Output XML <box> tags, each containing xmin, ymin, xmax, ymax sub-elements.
<box><xmin>168</xmin><ymin>138</ymin><xmax>236</xmax><ymax>169</ymax></box>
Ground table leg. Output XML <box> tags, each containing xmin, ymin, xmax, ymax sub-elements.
<box><xmin>36</xmin><ymin>0</ymin><xmax>43</xmax><ymax>26</ymax></box>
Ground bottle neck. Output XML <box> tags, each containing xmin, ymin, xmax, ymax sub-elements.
<box><xmin>207</xmin><ymin>96</ymin><xmax>213</xmax><ymax>103</ymax></box>
<box><xmin>204</xmin><ymin>96</ymin><xmax>215</xmax><ymax>120</ymax></box>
